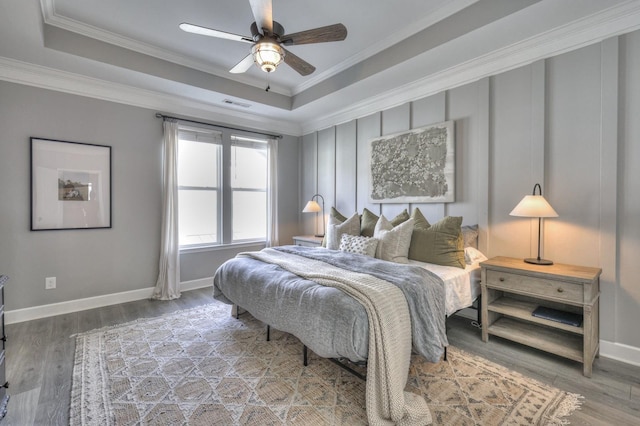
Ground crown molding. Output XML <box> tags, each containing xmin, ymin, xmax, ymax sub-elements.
<box><xmin>0</xmin><ymin>56</ymin><xmax>302</xmax><ymax>136</ymax></box>
<box><xmin>9</xmin><ymin>1</ymin><xmax>640</xmax><ymax>138</ymax></box>
<box><xmin>301</xmin><ymin>0</ymin><xmax>640</xmax><ymax>134</ymax></box>
<box><xmin>39</xmin><ymin>0</ymin><xmax>292</xmax><ymax>97</ymax></box>
<box><xmin>40</xmin><ymin>0</ymin><xmax>476</xmax><ymax>98</ymax></box>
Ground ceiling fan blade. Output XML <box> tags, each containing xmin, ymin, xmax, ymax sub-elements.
<box><xmin>281</xmin><ymin>23</ymin><xmax>347</xmax><ymax>46</ymax></box>
<box><xmin>249</xmin><ymin>0</ymin><xmax>273</xmax><ymax>34</ymax></box>
<box><xmin>229</xmin><ymin>53</ymin><xmax>255</xmax><ymax>74</ymax></box>
<box><xmin>283</xmin><ymin>48</ymin><xmax>315</xmax><ymax>76</ymax></box>
<box><xmin>179</xmin><ymin>23</ymin><xmax>253</xmax><ymax>43</ymax></box>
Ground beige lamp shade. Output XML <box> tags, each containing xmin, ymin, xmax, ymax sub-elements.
<box><xmin>510</xmin><ymin>183</ymin><xmax>558</xmax><ymax>265</ymax></box>
<box><xmin>510</xmin><ymin>195</ymin><xmax>558</xmax><ymax>218</ymax></box>
<box><xmin>302</xmin><ymin>194</ymin><xmax>325</xmax><ymax>237</ymax></box>
<box><xmin>302</xmin><ymin>200</ymin><xmax>322</xmax><ymax>213</ymax></box>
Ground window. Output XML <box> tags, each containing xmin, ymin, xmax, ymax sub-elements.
<box><xmin>231</xmin><ymin>136</ymin><xmax>268</xmax><ymax>241</ymax></box>
<box><xmin>177</xmin><ymin>128</ymin><xmax>222</xmax><ymax>246</ymax></box>
<box><xmin>177</xmin><ymin>127</ymin><xmax>270</xmax><ymax>248</ymax></box>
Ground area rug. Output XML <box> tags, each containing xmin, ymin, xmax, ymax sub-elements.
<box><xmin>70</xmin><ymin>300</ymin><xmax>582</xmax><ymax>425</ymax></box>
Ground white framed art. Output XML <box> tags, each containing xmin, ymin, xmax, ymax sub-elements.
<box><xmin>31</xmin><ymin>137</ymin><xmax>112</xmax><ymax>230</ymax></box>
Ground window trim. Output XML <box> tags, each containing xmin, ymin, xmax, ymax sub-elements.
<box><xmin>178</xmin><ymin>125</ymin><xmax>270</xmax><ymax>250</ymax></box>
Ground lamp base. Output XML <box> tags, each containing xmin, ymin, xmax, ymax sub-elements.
<box><xmin>524</xmin><ymin>257</ymin><xmax>553</xmax><ymax>265</ymax></box>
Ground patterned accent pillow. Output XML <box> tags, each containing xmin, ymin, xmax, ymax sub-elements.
<box><xmin>373</xmin><ymin>215</ymin><xmax>415</xmax><ymax>263</ymax></box>
<box><xmin>326</xmin><ymin>213</ymin><xmax>360</xmax><ymax>250</ymax></box>
<box><xmin>339</xmin><ymin>234</ymin><xmax>379</xmax><ymax>257</ymax></box>
<box><xmin>462</xmin><ymin>224</ymin><xmax>479</xmax><ymax>248</ymax></box>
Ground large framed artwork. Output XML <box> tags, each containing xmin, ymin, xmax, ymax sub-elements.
<box><xmin>31</xmin><ymin>137</ymin><xmax>112</xmax><ymax>230</ymax></box>
<box><xmin>369</xmin><ymin>120</ymin><xmax>455</xmax><ymax>203</ymax></box>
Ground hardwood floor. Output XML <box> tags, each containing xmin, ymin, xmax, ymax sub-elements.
<box><xmin>4</xmin><ymin>287</ymin><xmax>640</xmax><ymax>425</ymax></box>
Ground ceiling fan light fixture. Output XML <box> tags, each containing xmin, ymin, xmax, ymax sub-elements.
<box><xmin>252</xmin><ymin>40</ymin><xmax>285</xmax><ymax>73</ymax></box>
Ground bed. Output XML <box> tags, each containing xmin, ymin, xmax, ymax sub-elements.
<box><xmin>213</xmin><ymin>243</ymin><xmax>485</xmax><ymax>364</ymax></box>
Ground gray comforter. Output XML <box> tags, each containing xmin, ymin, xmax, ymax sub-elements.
<box><xmin>213</xmin><ymin>245</ymin><xmax>448</xmax><ymax>363</ymax></box>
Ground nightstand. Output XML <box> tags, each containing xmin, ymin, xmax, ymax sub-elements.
<box><xmin>480</xmin><ymin>256</ymin><xmax>601</xmax><ymax>377</ymax></box>
<box><xmin>292</xmin><ymin>235</ymin><xmax>323</xmax><ymax>247</ymax></box>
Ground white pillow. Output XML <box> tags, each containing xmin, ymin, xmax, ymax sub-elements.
<box><xmin>464</xmin><ymin>246</ymin><xmax>488</xmax><ymax>265</ymax></box>
<box><xmin>326</xmin><ymin>212</ymin><xmax>360</xmax><ymax>250</ymax></box>
<box><xmin>339</xmin><ymin>234</ymin><xmax>379</xmax><ymax>257</ymax></box>
<box><xmin>373</xmin><ymin>215</ymin><xmax>415</xmax><ymax>263</ymax></box>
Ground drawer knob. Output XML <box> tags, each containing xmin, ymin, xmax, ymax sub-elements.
<box><xmin>499</xmin><ymin>277</ymin><xmax>505</xmax><ymax>282</ymax></box>
<box><xmin>557</xmin><ymin>288</ymin><xmax>564</xmax><ymax>293</ymax></box>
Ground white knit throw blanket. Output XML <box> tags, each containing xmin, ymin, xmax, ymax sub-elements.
<box><xmin>239</xmin><ymin>249</ymin><xmax>432</xmax><ymax>426</ymax></box>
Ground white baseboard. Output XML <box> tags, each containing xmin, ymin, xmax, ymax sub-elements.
<box><xmin>8</xmin><ymin>281</ymin><xmax>640</xmax><ymax>368</ymax></box>
<box><xmin>5</xmin><ymin>277</ymin><xmax>213</xmax><ymax>325</ymax></box>
<box><xmin>599</xmin><ymin>340</ymin><xmax>640</xmax><ymax>367</ymax></box>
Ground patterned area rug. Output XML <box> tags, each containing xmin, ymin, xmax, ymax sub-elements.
<box><xmin>70</xmin><ymin>301</ymin><xmax>582</xmax><ymax>425</ymax></box>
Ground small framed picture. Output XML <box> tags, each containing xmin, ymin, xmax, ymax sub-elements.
<box><xmin>31</xmin><ymin>137</ymin><xmax>112</xmax><ymax>230</ymax></box>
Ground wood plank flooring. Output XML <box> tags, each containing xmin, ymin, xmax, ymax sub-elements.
<box><xmin>3</xmin><ymin>287</ymin><xmax>640</xmax><ymax>425</ymax></box>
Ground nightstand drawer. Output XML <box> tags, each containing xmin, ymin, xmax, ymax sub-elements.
<box><xmin>486</xmin><ymin>270</ymin><xmax>583</xmax><ymax>303</ymax></box>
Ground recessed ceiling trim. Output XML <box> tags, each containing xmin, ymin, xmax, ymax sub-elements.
<box><xmin>0</xmin><ymin>56</ymin><xmax>301</xmax><ymax>136</ymax></box>
<box><xmin>39</xmin><ymin>0</ymin><xmax>292</xmax><ymax>96</ymax></box>
<box><xmin>291</xmin><ymin>0</ymin><xmax>479</xmax><ymax>95</ymax></box>
<box><xmin>300</xmin><ymin>0</ymin><xmax>640</xmax><ymax>133</ymax></box>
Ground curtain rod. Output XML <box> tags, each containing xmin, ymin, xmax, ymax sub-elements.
<box><xmin>155</xmin><ymin>113</ymin><xmax>282</xmax><ymax>139</ymax></box>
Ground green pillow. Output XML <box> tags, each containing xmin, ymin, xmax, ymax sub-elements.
<box><xmin>408</xmin><ymin>216</ymin><xmax>465</xmax><ymax>268</ymax></box>
<box><xmin>360</xmin><ymin>208</ymin><xmax>379</xmax><ymax>237</ymax></box>
<box><xmin>330</xmin><ymin>206</ymin><xmax>348</xmax><ymax>223</ymax></box>
<box><xmin>411</xmin><ymin>207</ymin><xmax>431</xmax><ymax>231</ymax></box>
<box><xmin>390</xmin><ymin>209</ymin><xmax>410</xmax><ymax>227</ymax></box>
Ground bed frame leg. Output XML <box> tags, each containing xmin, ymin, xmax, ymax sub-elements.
<box><xmin>303</xmin><ymin>345</ymin><xmax>308</xmax><ymax>366</ymax></box>
<box><xmin>266</xmin><ymin>325</ymin><xmax>270</xmax><ymax>341</ymax></box>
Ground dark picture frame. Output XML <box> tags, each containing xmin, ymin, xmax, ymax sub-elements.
<box><xmin>31</xmin><ymin>137</ymin><xmax>112</xmax><ymax>230</ymax></box>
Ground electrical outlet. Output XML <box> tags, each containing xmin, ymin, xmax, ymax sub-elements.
<box><xmin>45</xmin><ymin>277</ymin><xmax>56</xmax><ymax>289</ymax></box>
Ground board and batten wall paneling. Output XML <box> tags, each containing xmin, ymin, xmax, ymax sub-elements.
<box><xmin>335</xmin><ymin>120</ymin><xmax>357</xmax><ymax>215</ymax></box>
<box><xmin>489</xmin><ymin>63</ymin><xmax>539</xmax><ymax>259</ymax></box>
<box><xmin>356</xmin><ymin>112</ymin><xmax>381</xmax><ymax>214</ymax></box>
<box><xmin>445</xmin><ymin>80</ymin><xmax>488</xmax><ymax>227</ymax></box>
<box><xmin>380</xmin><ymin>104</ymin><xmax>411</xmax><ymax>220</ymax></box>
<box><xmin>317</xmin><ymin>127</ymin><xmax>336</xmax><ymax>230</ymax></box>
<box><xmin>545</xmin><ymin>43</ymin><xmax>602</xmax><ymax>268</ymax></box>
<box><xmin>475</xmin><ymin>78</ymin><xmax>490</xmax><ymax>255</ymax></box>
<box><xmin>410</xmin><ymin>92</ymin><xmax>447</xmax><ymax>223</ymax></box>
<box><xmin>297</xmin><ymin>30</ymin><xmax>640</xmax><ymax>361</ymax></box>
<box><xmin>618</xmin><ymin>31</ymin><xmax>640</xmax><ymax>349</ymax></box>
<box><xmin>598</xmin><ymin>37</ymin><xmax>619</xmax><ymax>342</ymax></box>
<box><xmin>300</xmin><ymin>132</ymin><xmax>317</xmax><ymax>236</ymax></box>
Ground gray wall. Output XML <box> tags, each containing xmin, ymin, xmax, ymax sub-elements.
<box><xmin>300</xmin><ymin>30</ymin><xmax>640</xmax><ymax>353</ymax></box>
<box><xmin>0</xmin><ymin>82</ymin><xmax>299</xmax><ymax>311</ymax></box>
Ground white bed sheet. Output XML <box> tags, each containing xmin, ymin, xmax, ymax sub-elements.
<box><xmin>408</xmin><ymin>259</ymin><xmax>482</xmax><ymax>316</ymax></box>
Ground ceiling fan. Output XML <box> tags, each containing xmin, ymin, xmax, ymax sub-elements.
<box><xmin>179</xmin><ymin>0</ymin><xmax>347</xmax><ymax>76</ymax></box>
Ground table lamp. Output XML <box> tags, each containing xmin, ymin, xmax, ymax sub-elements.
<box><xmin>510</xmin><ymin>183</ymin><xmax>558</xmax><ymax>265</ymax></box>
